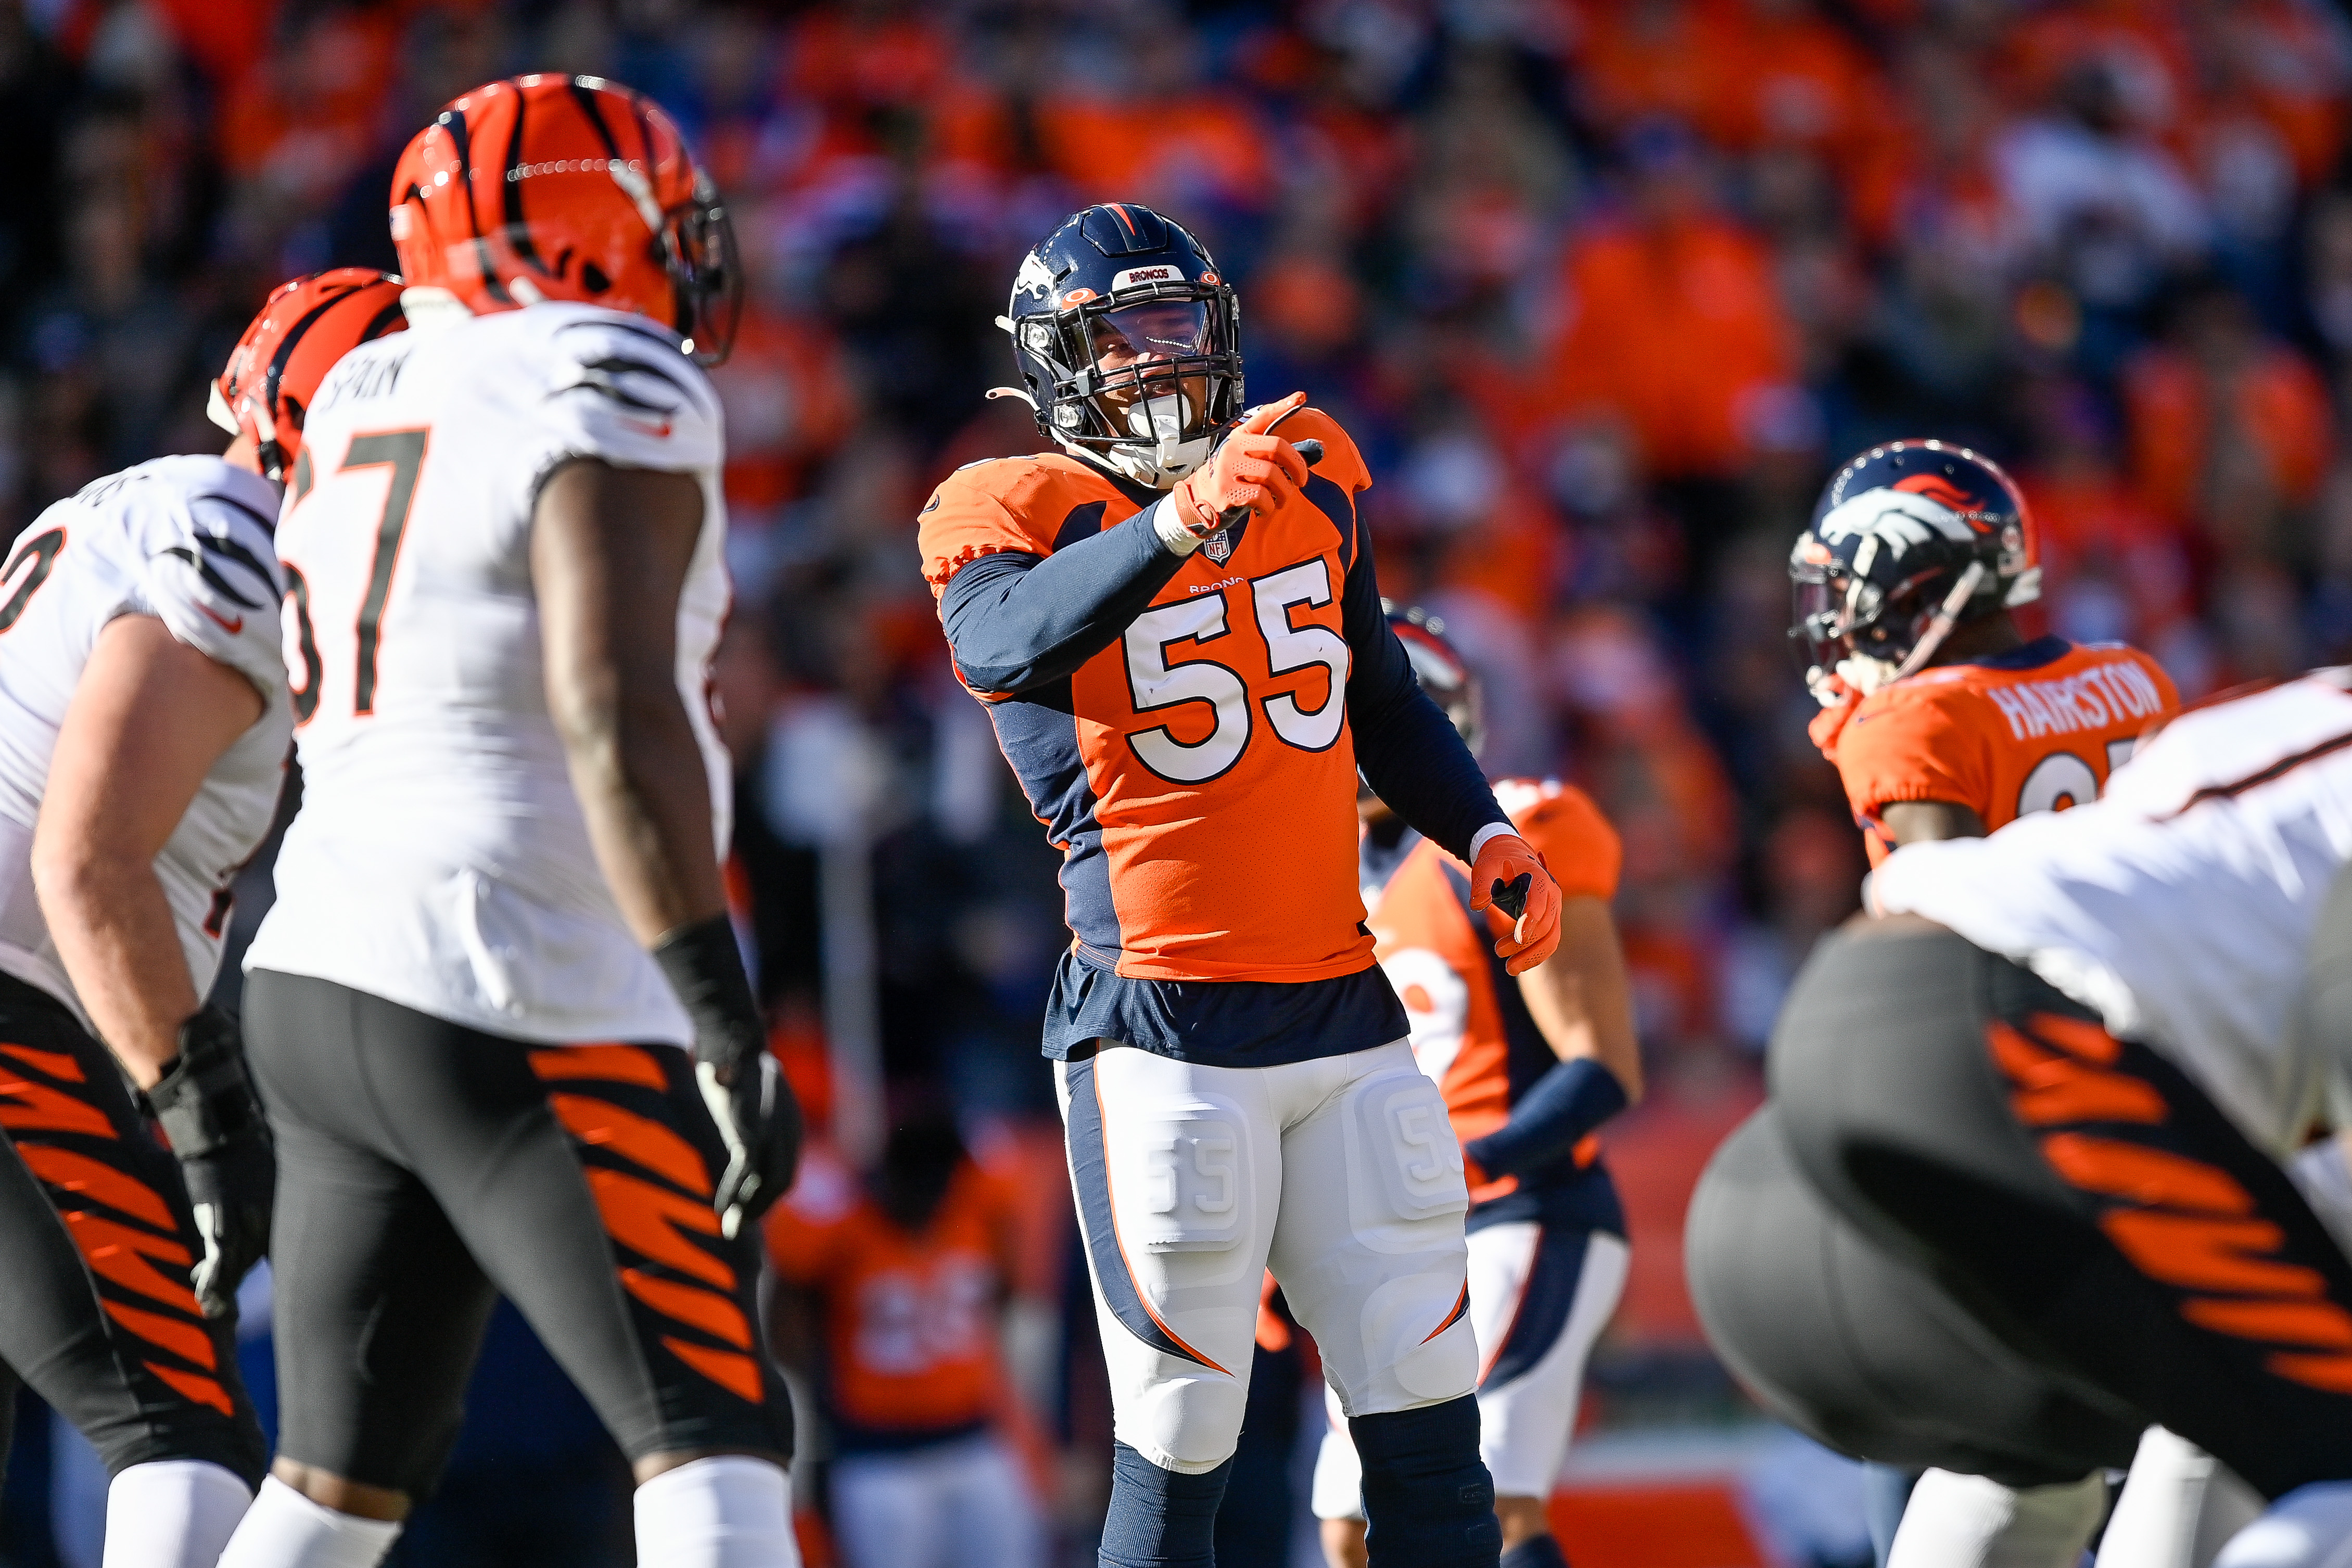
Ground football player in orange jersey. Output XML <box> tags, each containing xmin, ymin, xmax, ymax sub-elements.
<box><xmin>919</xmin><ymin>203</ymin><xmax>1564</xmax><ymax>1568</ymax></box>
<box><xmin>767</xmin><ymin>1103</ymin><xmax>1041</xmax><ymax>1568</ymax></box>
<box><xmin>1311</xmin><ymin>608</ymin><xmax>1641</xmax><ymax>1568</ymax></box>
<box><xmin>1696</xmin><ymin>440</ymin><xmax>2199</xmax><ymax>1568</ymax></box>
<box><xmin>1793</xmin><ymin>441</ymin><xmax>2178</xmax><ymax>865</ymax></box>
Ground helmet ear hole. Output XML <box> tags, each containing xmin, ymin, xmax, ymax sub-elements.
<box><xmin>581</xmin><ymin>262</ymin><xmax>611</xmax><ymax>294</ymax></box>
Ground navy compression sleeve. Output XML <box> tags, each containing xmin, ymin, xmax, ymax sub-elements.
<box><xmin>1461</xmin><ymin>1056</ymin><xmax>1629</xmax><ymax>1178</ymax></box>
<box><xmin>1342</xmin><ymin>522</ymin><xmax>1510</xmax><ymax>861</ymax></box>
<box><xmin>938</xmin><ymin>507</ymin><xmax>1185</xmax><ymax>695</ymax></box>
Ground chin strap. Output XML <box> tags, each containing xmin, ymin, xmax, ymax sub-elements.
<box><xmin>1887</xmin><ymin>559</ymin><xmax>1989</xmax><ymax>684</ymax></box>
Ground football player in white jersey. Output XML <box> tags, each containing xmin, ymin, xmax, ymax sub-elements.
<box><xmin>0</xmin><ymin>267</ymin><xmax>405</xmax><ymax>1568</ymax></box>
<box><xmin>216</xmin><ymin>77</ymin><xmax>800</xmax><ymax>1568</ymax></box>
<box><xmin>1691</xmin><ymin>669</ymin><xmax>2352</xmax><ymax>1564</ymax></box>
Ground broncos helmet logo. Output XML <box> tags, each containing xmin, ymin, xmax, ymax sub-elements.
<box><xmin>1012</xmin><ymin>250</ymin><xmax>1057</xmax><ymax>305</ymax></box>
<box><xmin>1813</xmin><ymin>487</ymin><xmax>1980</xmax><ymax>561</ymax></box>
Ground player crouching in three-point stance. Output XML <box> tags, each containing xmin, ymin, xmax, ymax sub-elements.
<box><xmin>215</xmin><ymin>78</ymin><xmax>800</xmax><ymax>1568</ymax></box>
<box><xmin>1741</xmin><ymin>442</ymin><xmax>2192</xmax><ymax>1568</ymax></box>
<box><xmin>0</xmin><ymin>268</ymin><xmax>402</xmax><ymax>1566</ymax></box>
<box><xmin>1695</xmin><ymin>670</ymin><xmax>2352</xmax><ymax>1567</ymax></box>
<box><xmin>1315</xmin><ymin>609</ymin><xmax>1641</xmax><ymax>1568</ymax></box>
<box><xmin>919</xmin><ymin>201</ymin><xmax>1566</xmax><ymax>1568</ymax></box>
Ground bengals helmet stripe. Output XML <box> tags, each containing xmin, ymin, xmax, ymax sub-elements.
<box><xmin>211</xmin><ymin>269</ymin><xmax>409</xmax><ymax>483</ymax></box>
<box><xmin>389</xmin><ymin>74</ymin><xmax>740</xmax><ymax>363</ymax></box>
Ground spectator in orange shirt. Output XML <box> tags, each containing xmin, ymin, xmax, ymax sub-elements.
<box><xmin>710</xmin><ymin>304</ymin><xmax>856</xmax><ymax>525</ymax></box>
<box><xmin>768</xmin><ymin>1103</ymin><xmax>1044</xmax><ymax>1568</ymax></box>
<box><xmin>1545</xmin><ymin>122</ymin><xmax>1798</xmax><ymax>483</ymax></box>
<box><xmin>1724</xmin><ymin>0</ymin><xmax>1893</xmax><ymax>181</ymax></box>
<box><xmin>2122</xmin><ymin>281</ymin><xmax>2333</xmax><ymax>554</ymax></box>
<box><xmin>1033</xmin><ymin>16</ymin><xmax>1272</xmax><ymax>218</ymax></box>
<box><xmin>1571</xmin><ymin>0</ymin><xmax>1748</xmax><ymax>146</ymax></box>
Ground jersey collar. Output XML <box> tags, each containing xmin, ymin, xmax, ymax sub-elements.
<box><xmin>1952</xmin><ymin>634</ymin><xmax>2071</xmax><ymax>672</ymax></box>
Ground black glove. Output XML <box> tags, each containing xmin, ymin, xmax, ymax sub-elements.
<box><xmin>146</xmin><ymin>1005</ymin><xmax>273</xmax><ymax>1319</ymax></box>
<box><xmin>653</xmin><ymin>914</ymin><xmax>803</xmax><ymax>1238</ymax></box>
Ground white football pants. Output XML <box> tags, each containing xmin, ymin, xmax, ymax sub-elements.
<box><xmin>829</xmin><ymin>1432</ymin><xmax>1041</xmax><ymax>1568</ymax></box>
<box><xmin>1058</xmin><ymin>1040</ymin><xmax>1479</xmax><ymax>1474</ymax></box>
<box><xmin>1311</xmin><ymin>1220</ymin><xmax>1629</xmax><ymax>1516</ymax></box>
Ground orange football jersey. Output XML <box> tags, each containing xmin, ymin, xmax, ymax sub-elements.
<box><xmin>918</xmin><ymin>407</ymin><xmax>1377</xmax><ymax>984</ymax></box>
<box><xmin>1367</xmin><ymin>779</ymin><xmax>1623</xmax><ymax>1213</ymax></box>
<box><xmin>767</xmin><ymin>1156</ymin><xmax>1019</xmax><ymax>1440</ymax></box>
<box><xmin>1812</xmin><ymin>636</ymin><xmax>2180</xmax><ymax>864</ymax></box>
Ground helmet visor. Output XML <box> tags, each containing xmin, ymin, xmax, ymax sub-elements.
<box><xmin>1789</xmin><ymin>573</ymin><xmax>1847</xmax><ymax>670</ymax></box>
<box><xmin>1089</xmin><ymin>300</ymin><xmax>1213</xmax><ymax>379</ymax></box>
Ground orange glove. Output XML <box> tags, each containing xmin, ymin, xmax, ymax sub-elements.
<box><xmin>1173</xmin><ymin>391</ymin><xmax>1311</xmax><ymax>539</ymax></box>
<box><xmin>1470</xmin><ymin>831</ymin><xmax>1562</xmax><ymax>976</ymax></box>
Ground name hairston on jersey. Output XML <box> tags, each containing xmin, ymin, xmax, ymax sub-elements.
<box><xmin>1813</xmin><ymin>486</ymin><xmax>1983</xmax><ymax>561</ymax></box>
<box><xmin>1982</xmin><ymin>659</ymin><xmax>2169</xmax><ymax>741</ymax></box>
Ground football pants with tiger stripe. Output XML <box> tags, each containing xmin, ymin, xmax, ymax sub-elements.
<box><xmin>243</xmin><ymin>970</ymin><xmax>792</xmax><ymax>1499</ymax></box>
<box><xmin>1057</xmin><ymin>1039</ymin><xmax>1478</xmax><ymax>1475</ymax></box>
<box><xmin>1769</xmin><ymin>923</ymin><xmax>2352</xmax><ymax>1500</ymax></box>
<box><xmin>0</xmin><ymin>972</ymin><xmax>265</xmax><ymax>1486</ymax></box>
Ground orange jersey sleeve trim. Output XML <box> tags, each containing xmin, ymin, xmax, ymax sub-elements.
<box><xmin>915</xmin><ymin>458</ymin><xmax>1060</xmax><ymax>595</ymax></box>
<box><xmin>1826</xmin><ymin>678</ymin><xmax>1991</xmax><ymax>818</ymax></box>
<box><xmin>1495</xmin><ymin>778</ymin><xmax>1623</xmax><ymax>901</ymax></box>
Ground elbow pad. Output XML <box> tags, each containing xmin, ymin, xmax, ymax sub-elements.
<box><xmin>1461</xmin><ymin>1056</ymin><xmax>1628</xmax><ymax>1179</ymax></box>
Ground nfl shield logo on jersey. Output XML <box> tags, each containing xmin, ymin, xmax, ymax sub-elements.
<box><xmin>1204</xmin><ymin>529</ymin><xmax>1232</xmax><ymax>563</ymax></box>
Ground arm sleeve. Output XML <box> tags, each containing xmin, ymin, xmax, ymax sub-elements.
<box><xmin>1461</xmin><ymin>1056</ymin><xmax>1629</xmax><ymax>1179</ymax></box>
<box><xmin>1342</xmin><ymin>521</ymin><xmax>1509</xmax><ymax>862</ymax></box>
<box><xmin>132</xmin><ymin>493</ymin><xmax>289</xmax><ymax>708</ymax></box>
<box><xmin>937</xmin><ymin>501</ymin><xmax>1186</xmax><ymax>696</ymax></box>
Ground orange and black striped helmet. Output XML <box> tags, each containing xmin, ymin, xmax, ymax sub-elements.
<box><xmin>209</xmin><ymin>269</ymin><xmax>408</xmax><ymax>483</ymax></box>
<box><xmin>388</xmin><ymin>74</ymin><xmax>740</xmax><ymax>364</ymax></box>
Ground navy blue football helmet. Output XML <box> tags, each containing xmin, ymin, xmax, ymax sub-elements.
<box><xmin>997</xmin><ymin>203</ymin><xmax>1243</xmax><ymax>487</ymax></box>
<box><xmin>1789</xmin><ymin>439</ymin><xmax>2040</xmax><ymax>694</ymax></box>
<box><xmin>1385</xmin><ymin>600</ymin><xmax>1482</xmax><ymax>756</ymax></box>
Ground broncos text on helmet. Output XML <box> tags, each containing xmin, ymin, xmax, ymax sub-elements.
<box><xmin>1789</xmin><ymin>439</ymin><xmax>2040</xmax><ymax>702</ymax></box>
<box><xmin>994</xmin><ymin>202</ymin><xmax>1243</xmax><ymax>488</ymax></box>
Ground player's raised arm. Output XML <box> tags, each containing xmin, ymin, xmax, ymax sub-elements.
<box><xmin>929</xmin><ymin>395</ymin><xmax>1312</xmax><ymax>696</ymax></box>
<box><xmin>533</xmin><ymin>458</ymin><xmax>800</xmax><ymax>1235</ymax></box>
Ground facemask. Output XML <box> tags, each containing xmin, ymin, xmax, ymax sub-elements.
<box><xmin>1086</xmin><ymin>385</ymin><xmax>1211</xmax><ymax>488</ymax></box>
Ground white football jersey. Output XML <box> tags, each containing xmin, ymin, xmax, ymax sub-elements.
<box><xmin>1870</xmin><ymin>672</ymin><xmax>2352</xmax><ymax>1157</ymax></box>
<box><xmin>243</xmin><ymin>301</ymin><xmax>729</xmax><ymax>1046</ymax></box>
<box><xmin>0</xmin><ymin>456</ymin><xmax>290</xmax><ymax>1030</ymax></box>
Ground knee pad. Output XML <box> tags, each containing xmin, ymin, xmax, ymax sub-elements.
<box><xmin>1353</xmin><ymin>1396</ymin><xmax>1502</xmax><ymax>1567</ymax></box>
<box><xmin>1100</xmin><ymin>1442</ymin><xmax>1232</xmax><ymax>1568</ymax></box>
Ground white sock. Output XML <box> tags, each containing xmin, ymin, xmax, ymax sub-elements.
<box><xmin>1888</xmin><ymin>1468</ymin><xmax>2108</xmax><ymax>1568</ymax></box>
<box><xmin>634</xmin><ymin>1456</ymin><xmax>797</xmax><ymax>1568</ymax></box>
<box><xmin>2097</xmin><ymin>1427</ymin><xmax>2266</xmax><ymax>1568</ymax></box>
<box><xmin>215</xmin><ymin>1476</ymin><xmax>402</xmax><ymax>1568</ymax></box>
<box><xmin>101</xmin><ymin>1461</ymin><xmax>253</xmax><ymax>1568</ymax></box>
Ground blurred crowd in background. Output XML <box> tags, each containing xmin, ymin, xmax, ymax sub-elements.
<box><xmin>1</xmin><ymin>0</ymin><xmax>2349</xmax><ymax>1563</ymax></box>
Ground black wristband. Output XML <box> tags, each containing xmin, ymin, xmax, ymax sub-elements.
<box><xmin>652</xmin><ymin>913</ymin><xmax>765</xmax><ymax>1072</ymax></box>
